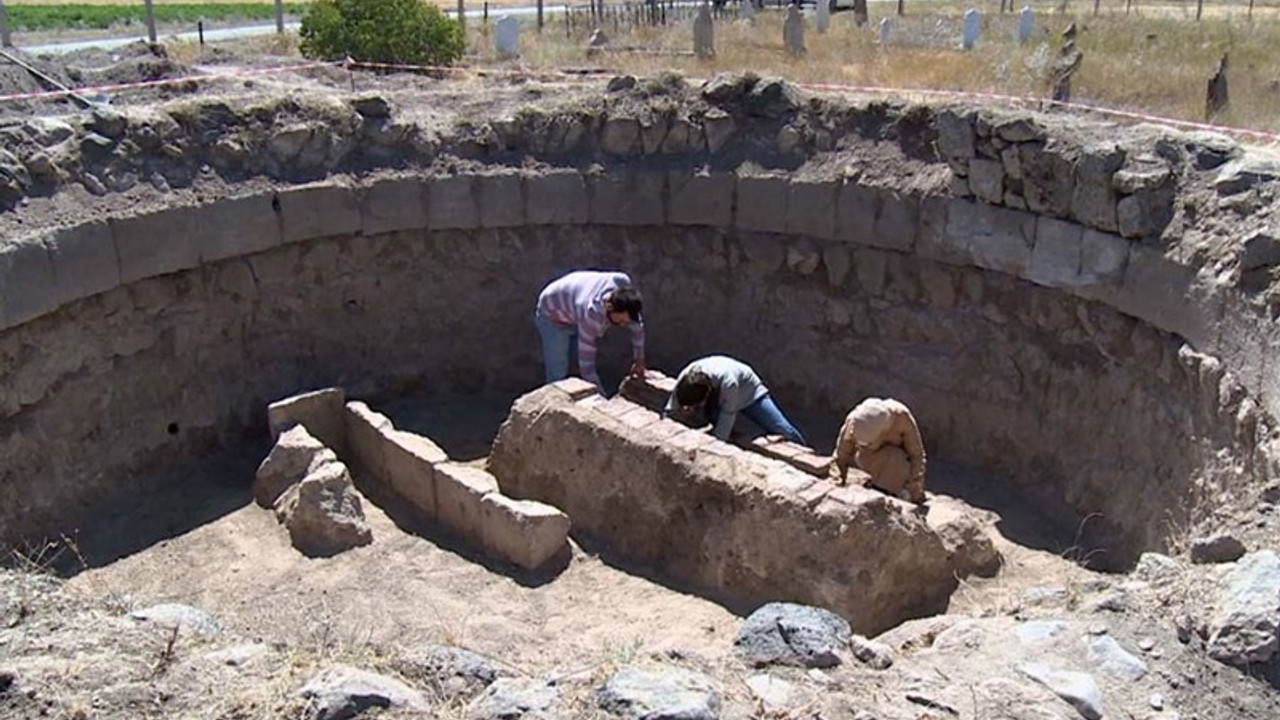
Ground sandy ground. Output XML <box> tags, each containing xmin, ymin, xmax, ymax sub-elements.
<box><xmin>54</xmin><ymin>391</ymin><xmax>1083</xmax><ymax>688</ymax></box>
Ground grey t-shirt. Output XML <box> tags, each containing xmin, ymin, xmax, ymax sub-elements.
<box><xmin>664</xmin><ymin>355</ymin><xmax>769</xmax><ymax>440</ymax></box>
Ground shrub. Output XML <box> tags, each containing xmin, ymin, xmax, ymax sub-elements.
<box><xmin>299</xmin><ymin>0</ymin><xmax>465</xmax><ymax>67</ymax></box>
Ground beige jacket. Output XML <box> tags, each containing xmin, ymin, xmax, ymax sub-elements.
<box><xmin>831</xmin><ymin>398</ymin><xmax>927</xmax><ymax>502</ymax></box>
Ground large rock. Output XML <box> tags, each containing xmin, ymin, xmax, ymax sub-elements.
<box><xmin>129</xmin><ymin>603</ymin><xmax>221</xmax><ymax>638</ymax></box>
<box><xmin>1189</xmin><ymin>534</ymin><xmax>1246</xmax><ymax>564</ymax></box>
<box><xmin>253</xmin><ymin>425</ymin><xmax>337</xmax><ymax>508</ymax></box>
<box><xmin>469</xmin><ymin>678</ymin><xmax>561</xmax><ymax>719</ymax></box>
<box><xmin>1016</xmin><ymin>663</ymin><xmax>1103</xmax><ymax>720</ymax></box>
<box><xmin>299</xmin><ymin>665</ymin><xmax>428</xmax><ymax>720</ymax></box>
<box><xmin>597</xmin><ymin>665</ymin><xmax>720</xmax><ymax>720</ymax></box>
<box><xmin>1085</xmin><ymin>636</ymin><xmax>1147</xmax><ymax>682</ymax></box>
<box><xmin>734</xmin><ymin>603</ymin><xmax>852</xmax><ymax>668</ymax></box>
<box><xmin>928</xmin><ymin>501</ymin><xmax>1002</xmax><ymax>578</ymax></box>
<box><xmin>397</xmin><ymin>645</ymin><xmax>498</xmax><ymax>698</ymax></box>
<box><xmin>487</xmin><ymin>386</ymin><xmax>957</xmax><ymax>635</ymax></box>
<box><xmin>1206</xmin><ymin>550</ymin><xmax>1280</xmax><ymax>666</ymax></box>
<box><xmin>275</xmin><ymin>460</ymin><xmax>373</xmax><ymax>557</ymax></box>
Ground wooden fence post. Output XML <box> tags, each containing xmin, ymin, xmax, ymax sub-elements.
<box><xmin>0</xmin><ymin>0</ymin><xmax>11</xmax><ymax>48</ymax></box>
<box><xmin>144</xmin><ymin>0</ymin><xmax>157</xmax><ymax>43</ymax></box>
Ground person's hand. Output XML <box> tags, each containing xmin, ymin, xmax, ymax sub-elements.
<box><xmin>630</xmin><ymin>359</ymin><xmax>648</xmax><ymax>378</ymax></box>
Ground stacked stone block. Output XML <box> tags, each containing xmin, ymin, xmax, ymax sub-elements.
<box><xmin>268</xmin><ymin>392</ymin><xmax>570</xmax><ymax>571</ymax></box>
<box><xmin>487</xmin><ymin>383</ymin><xmax>961</xmax><ymax>635</ymax></box>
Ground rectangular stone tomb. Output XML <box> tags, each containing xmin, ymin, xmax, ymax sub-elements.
<box><xmin>262</xmin><ymin>394</ymin><xmax>571</xmax><ymax>572</ymax></box>
<box><xmin>618</xmin><ymin>372</ymin><xmax>833</xmax><ymax>478</ymax></box>
<box><xmin>486</xmin><ymin>382</ymin><xmax>957</xmax><ymax>634</ymax></box>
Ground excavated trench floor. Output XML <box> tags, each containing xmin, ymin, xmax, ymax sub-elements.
<box><xmin>58</xmin><ymin>390</ymin><xmax>1081</xmax><ymax>636</ymax></box>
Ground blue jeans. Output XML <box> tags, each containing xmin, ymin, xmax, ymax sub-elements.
<box><xmin>743</xmin><ymin>395</ymin><xmax>807</xmax><ymax>446</ymax></box>
<box><xmin>535</xmin><ymin>313</ymin><xmax>578</xmax><ymax>383</ymax></box>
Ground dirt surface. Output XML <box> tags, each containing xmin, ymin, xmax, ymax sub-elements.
<box><xmin>2</xmin><ymin>21</ymin><xmax>1280</xmax><ymax>720</ymax></box>
<box><xmin>3</xmin><ymin>393</ymin><xmax>1276</xmax><ymax>720</ymax></box>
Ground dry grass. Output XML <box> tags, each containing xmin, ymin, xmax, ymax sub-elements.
<box><xmin>469</xmin><ymin>2</ymin><xmax>1280</xmax><ymax>133</ymax></box>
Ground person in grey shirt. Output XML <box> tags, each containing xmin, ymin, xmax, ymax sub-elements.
<box><xmin>663</xmin><ymin>355</ymin><xmax>807</xmax><ymax>446</ymax></box>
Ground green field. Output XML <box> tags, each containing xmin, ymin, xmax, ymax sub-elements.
<box><xmin>6</xmin><ymin>3</ymin><xmax>311</xmax><ymax>30</ymax></box>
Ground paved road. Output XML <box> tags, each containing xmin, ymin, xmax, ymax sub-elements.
<box><xmin>18</xmin><ymin>0</ymin><xmax>871</xmax><ymax>56</ymax></box>
<box><xmin>23</xmin><ymin>4</ymin><xmax>566</xmax><ymax>56</ymax></box>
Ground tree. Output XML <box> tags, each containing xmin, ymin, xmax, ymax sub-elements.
<box><xmin>299</xmin><ymin>0</ymin><xmax>465</xmax><ymax>67</ymax></box>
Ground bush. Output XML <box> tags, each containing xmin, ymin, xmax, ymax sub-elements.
<box><xmin>299</xmin><ymin>0</ymin><xmax>465</xmax><ymax>67</ymax></box>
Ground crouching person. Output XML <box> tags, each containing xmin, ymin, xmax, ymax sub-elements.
<box><xmin>664</xmin><ymin>355</ymin><xmax>807</xmax><ymax>446</ymax></box>
<box><xmin>831</xmin><ymin>397</ymin><xmax>927</xmax><ymax>505</ymax></box>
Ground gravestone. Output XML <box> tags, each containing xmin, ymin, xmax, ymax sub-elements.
<box><xmin>694</xmin><ymin>2</ymin><xmax>715</xmax><ymax>59</ymax></box>
<box><xmin>1051</xmin><ymin>22</ymin><xmax>1082</xmax><ymax>103</ymax></box>
<box><xmin>962</xmin><ymin>8</ymin><xmax>981</xmax><ymax>50</ymax></box>
<box><xmin>740</xmin><ymin>0</ymin><xmax>756</xmax><ymax>21</ymax></box>
<box><xmin>783</xmin><ymin>4</ymin><xmax>806</xmax><ymax>56</ymax></box>
<box><xmin>853</xmin><ymin>0</ymin><xmax>869</xmax><ymax>26</ymax></box>
<box><xmin>815</xmin><ymin>0</ymin><xmax>831</xmax><ymax>34</ymax></box>
<box><xmin>1017</xmin><ymin>6</ymin><xmax>1033</xmax><ymax>44</ymax></box>
<box><xmin>494</xmin><ymin>15</ymin><xmax>519</xmax><ymax>59</ymax></box>
<box><xmin>878</xmin><ymin>16</ymin><xmax>891</xmax><ymax>45</ymax></box>
<box><xmin>1206</xmin><ymin>53</ymin><xmax>1229</xmax><ymax>121</ymax></box>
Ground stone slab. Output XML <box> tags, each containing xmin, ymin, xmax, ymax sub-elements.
<box><xmin>435</xmin><ymin>463</ymin><xmax>500</xmax><ymax>542</ymax></box>
<box><xmin>277</xmin><ymin>182</ymin><xmax>361</xmax><ymax>244</ymax></box>
<box><xmin>668</xmin><ymin>172</ymin><xmax>734</xmax><ymax>227</ymax></box>
<box><xmin>268</xmin><ymin>387</ymin><xmax>347</xmax><ymax>453</ymax></box>
<box><xmin>735</xmin><ymin>174</ymin><xmax>789</xmax><ymax>234</ymax></box>
<box><xmin>110</xmin><ymin>204</ymin><xmax>204</xmax><ymax>285</ymax></box>
<box><xmin>361</xmin><ymin>177</ymin><xmax>428</xmax><ymax>236</ymax></box>
<box><xmin>384</xmin><ymin>429</ymin><xmax>448</xmax><ymax>519</ymax></box>
<box><xmin>786</xmin><ymin>179</ymin><xmax>838</xmax><ymax>240</ymax></box>
<box><xmin>0</xmin><ymin>236</ymin><xmax>58</xmax><ymax>331</ymax></box>
<box><xmin>428</xmin><ymin>174</ymin><xmax>480</xmax><ymax>230</ymax></box>
<box><xmin>1112</xmin><ymin>245</ymin><xmax>1222</xmax><ymax>351</ymax></box>
<box><xmin>343</xmin><ymin>401</ymin><xmax>394</xmax><ymax>486</ymax></box>
<box><xmin>479</xmin><ymin>493</ymin><xmax>570</xmax><ymax>570</ymax></box>
<box><xmin>1028</xmin><ymin>216</ymin><xmax>1083</xmax><ymax>289</ymax></box>
<box><xmin>197</xmin><ymin>193</ymin><xmax>284</xmax><ymax>264</ymax></box>
<box><xmin>44</xmin><ymin>220</ymin><xmax>120</xmax><ymax>309</ymax></box>
<box><xmin>589</xmin><ymin>171</ymin><xmax>665</xmax><ymax>226</ymax></box>
<box><xmin>476</xmin><ymin>172</ymin><xmax>525</xmax><ymax>228</ymax></box>
<box><xmin>525</xmin><ymin>170</ymin><xmax>589</xmax><ymax>225</ymax></box>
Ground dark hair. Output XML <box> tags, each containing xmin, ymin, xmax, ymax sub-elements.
<box><xmin>675</xmin><ymin>370</ymin><xmax>713</xmax><ymax>407</ymax></box>
<box><xmin>608</xmin><ymin>287</ymin><xmax>643</xmax><ymax>322</ymax></box>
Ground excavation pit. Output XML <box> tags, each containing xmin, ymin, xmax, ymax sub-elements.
<box><xmin>2</xmin><ymin>75</ymin><xmax>1278</xmax><ymax>612</ymax></box>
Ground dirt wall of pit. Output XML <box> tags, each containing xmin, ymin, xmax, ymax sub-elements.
<box><xmin>0</xmin><ymin>75</ymin><xmax>1276</xmax><ymax>568</ymax></box>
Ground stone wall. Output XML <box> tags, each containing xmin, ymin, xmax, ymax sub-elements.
<box><xmin>1</xmin><ymin>75</ymin><xmax>1277</xmax><ymax>569</ymax></box>
<box><xmin>486</xmin><ymin>381</ymin><xmax>957</xmax><ymax>635</ymax></box>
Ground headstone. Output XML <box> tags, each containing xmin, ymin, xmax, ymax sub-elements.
<box><xmin>783</xmin><ymin>5</ymin><xmax>806</xmax><ymax>57</ymax></box>
<box><xmin>740</xmin><ymin>0</ymin><xmax>756</xmax><ymax>21</ymax></box>
<box><xmin>1206</xmin><ymin>53</ymin><xmax>1229</xmax><ymax>121</ymax></box>
<box><xmin>853</xmin><ymin>0</ymin><xmax>869</xmax><ymax>26</ymax></box>
<box><xmin>878</xmin><ymin>16</ymin><xmax>891</xmax><ymax>45</ymax></box>
<box><xmin>694</xmin><ymin>2</ymin><xmax>715</xmax><ymax>59</ymax></box>
<box><xmin>494</xmin><ymin>15</ymin><xmax>519</xmax><ymax>59</ymax></box>
<box><xmin>815</xmin><ymin>0</ymin><xmax>831</xmax><ymax>34</ymax></box>
<box><xmin>1018</xmin><ymin>6</ymin><xmax>1033</xmax><ymax>44</ymax></box>
<box><xmin>962</xmin><ymin>8</ymin><xmax>981</xmax><ymax>50</ymax></box>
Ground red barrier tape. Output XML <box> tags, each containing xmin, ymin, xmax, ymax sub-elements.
<box><xmin>800</xmin><ymin>81</ymin><xmax>1280</xmax><ymax>143</ymax></box>
<box><xmin>0</xmin><ymin>55</ymin><xmax>1275</xmax><ymax>145</ymax></box>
